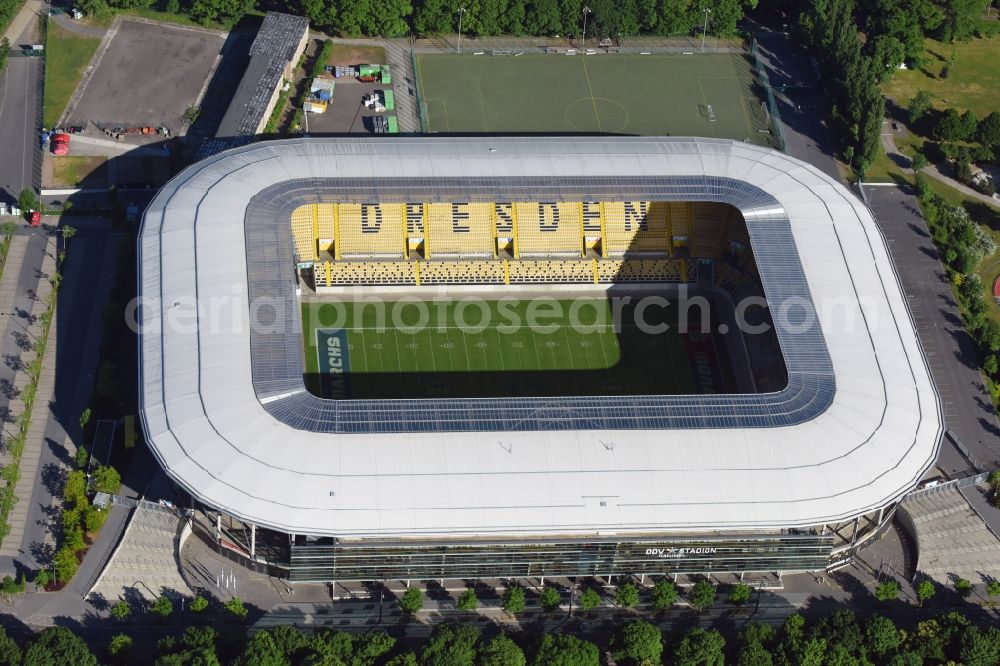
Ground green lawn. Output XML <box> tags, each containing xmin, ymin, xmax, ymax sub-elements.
<box><xmin>415</xmin><ymin>53</ymin><xmax>775</xmax><ymax>146</ymax></box>
<box><xmin>301</xmin><ymin>297</ymin><xmax>730</xmax><ymax>400</ymax></box>
<box><xmin>44</xmin><ymin>23</ymin><xmax>101</xmax><ymax>128</ymax></box>
<box><xmin>883</xmin><ymin>35</ymin><xmax>1000</xmax><ymax>117</ymax></box>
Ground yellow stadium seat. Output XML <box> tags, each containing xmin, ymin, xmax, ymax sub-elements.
<box><xmin>337</xmin><ymin>203</ymin><xmax>405</xmax><ymax>258</ymax></box>
<box><xmin>291</xmin><ymin>205</ymin><xmax>317</xmax><ymax>263</ymax></box>
<box><xmin>426</xmin><ymin>202</ymin><xmax>494</xmax><ymax>257</ymax></box>
<box><xmin>515</xmin><ymin>202</ymin><xmax>582</xmax><ymax>257</ymax></box>
<box><xmin>602</xmin><ymin>201</ymin><xmax>669</xmax><ymax>255</ymax></box>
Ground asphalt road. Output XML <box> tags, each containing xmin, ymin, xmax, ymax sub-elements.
<box><xmin>0</xmin><ymin>56</ymin><xmax>42</xmax><ymax>205</ymax></box>
<box><xmin>866</xmin><ymin>185</ymin><xmax>1000</xmax><ymax>472</ymax></box>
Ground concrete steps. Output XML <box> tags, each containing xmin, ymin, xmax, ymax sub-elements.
<box><xmin>900</xmin><ymin>485</ymin><xmax>1000</xmax><ymax>583</ymax></box>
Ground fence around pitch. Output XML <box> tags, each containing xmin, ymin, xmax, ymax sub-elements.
<box><xmin>747</xmin><ymin>33</ymin><xmax>787</xmax><ymax>153</ymax></box>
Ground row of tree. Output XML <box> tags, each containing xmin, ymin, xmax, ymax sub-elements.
<box><xmin>75</xmin><ymin>0</ymin><xmax>762</xmax><ymax>36</ymax></box>
<box><xmin>915</xmin><ymin>174</ymin><xmax>1000</xmax><ymax>391</ymax></box>
<box><xmin>2</xmin><ymin>606</ymin><xmax>1000</xmax><ymax>665</ymax></box>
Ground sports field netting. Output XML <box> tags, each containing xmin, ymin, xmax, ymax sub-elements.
<box><xmin>414</xmin><ymin>53</ymin><xmax>774</xmax><ymax>147</ymax></box>
<box><xmin>302</xmin><ymin>297</ymin><xmax>736</xmax><ymax>400</ymax></box>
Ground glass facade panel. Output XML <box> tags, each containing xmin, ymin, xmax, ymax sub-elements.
<box><xmin>284</xmin><ymin>534</ymin><xmax>834</xmax><ymax>582</ymax></box>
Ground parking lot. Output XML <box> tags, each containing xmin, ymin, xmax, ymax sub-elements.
<box><xmin>302</xmin><ymin>78</ymin><xmax>394</xmax><ymax>134</ymax></box>
<box><xmin>66</xmin><ymin>20</ymin><xmax>224</xmax><ymax>138</ymax></box>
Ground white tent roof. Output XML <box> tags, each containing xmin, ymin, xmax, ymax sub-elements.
<box><xmin>139</xmin><ymin>137</ymin><xmax>941</xmax><ymax>539</ymax></box>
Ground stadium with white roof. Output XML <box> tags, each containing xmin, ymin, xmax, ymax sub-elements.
<box><xmin>139</xmin><ymin>136</ymin><xmax>941</xmax><ymax>581</ymax></box>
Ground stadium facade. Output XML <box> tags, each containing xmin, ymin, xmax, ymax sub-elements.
<box><xmin>138</xmin><ymin>137</ymin><xmax>941</xmax><ymax>581</ymax></box>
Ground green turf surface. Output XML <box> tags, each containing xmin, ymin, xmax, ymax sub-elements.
<box><xmin>414</xmin><ymin>53</ymin><xmax>774</xmax><ymax>146</ymax></box>
<box><xmin>302</xmin><ymin>297</ymin><xmax>733</xmax><ymax>399</ymax></box>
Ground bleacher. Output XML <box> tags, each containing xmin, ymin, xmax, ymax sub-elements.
<box><xmin>426</xmin><ymin>202</ymin><xmax>495</xmax><ymax>257</ymax></box>
<box><xmin>295</xmin><ymin>200</ymin><xmax>755</xmax><ymax>290</ymax></box>
<box><xmin>602</xmin><ymin>201</ymin><xmax>669</xmax><ymax>255</ymax></box>
<box><xmin>690</xmin><ymin>203</ymin><xmax>727</xmax><ymax>259</ymax></box>
<box><xmin>316</xmin><ymin>260</ymin><xmax>416</xmax><ymax>286</ymax></box>
<box><xmin>508</xmin><ymin>259</ymin><xmax>594</xmax><ymax>284</ymax></box>
<box><xmin>420</xmin><ymin>260</ymin><xmax>504</xmax><ymax>284</ymax></box>
<box><xmin>337</xmin><ymin>203</ymin><xmax>405</xmax><ymax>258</ymax></box>
<box><xmin>514</xmin><ymin>202</ymin><xmax>583</xmax><ymax>256</ymax></box>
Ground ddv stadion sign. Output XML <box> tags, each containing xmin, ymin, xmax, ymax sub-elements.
<box><xmin>645</xmin><ymin>547</ymin><xmax>718</xmax><ymax>558</ymax></box>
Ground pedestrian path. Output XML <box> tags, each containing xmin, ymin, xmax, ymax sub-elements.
<box><xmin>0</xmin><ymin>233</ymin><xmax>58</xmax><ymax>558</ymax></box>
<box><xmin>2</xmin><ymin>0</ymin><xmax>43</xmax><ymax>43</ymax></box>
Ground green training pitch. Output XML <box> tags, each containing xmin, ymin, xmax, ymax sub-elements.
<box><xmin>302</xmin><ymin>298</ymin><xmax>733</xmax><ymax>400</ymax></box>
<box><xmin>414</xmin><ymin>53</ymin><xmax>774</xmax><ymax>147</ymax></box>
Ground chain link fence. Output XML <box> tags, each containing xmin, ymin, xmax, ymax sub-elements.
<box><xmin>747</xmin><ymin>32</ymin><xmax>786</xmax><ymax>152</ymax></box>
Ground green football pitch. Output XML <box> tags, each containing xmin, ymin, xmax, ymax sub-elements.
<box><xmin>414</xmin><ymin>53</ymin><xmax>774</xmax><ymax>147</ymax></box>
<box><xmin>302</xmin><ymin>298</ymin><xmax>733</xmax><ymax>400</ymax></box>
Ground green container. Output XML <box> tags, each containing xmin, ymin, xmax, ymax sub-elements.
<box><xmin>383</xmin><ymin>90</ymin><xmax>395</xmax><ymax>110</ymax></box>
<box><xmin>380</xmin><ymin>65</ymin><xmax>392</xmax><ymax>84</ymax></box>
<box><xmin>387</xmin><ymin>116</ymin><xmax>399</xmax><ymax>133</ymax></box>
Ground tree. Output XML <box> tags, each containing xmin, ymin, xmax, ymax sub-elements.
<box><xmin>866</xmin><ymin>615</ymin><xmax>901</xmax><ymax>658</ymax></box>
<box><xmin>191</xmin><ymin>595</ymin><xmax>209</xmax><ymax>612</ymax></box>
<box><xmin>189</xmin><ymin>0</ymin><xmax>253</xmax><ymax>27</ymax></box>
<box><xmin>688</xmin><ymin>579</ymin><xmax>716</xmax><ymax>612</ymax></box>
<box><xmin>0</xmin><ymin>37</ymin><xmax>9</xmax><ymax>74</ymax></box>
<box><xmin>74</xmin><ymin>445</ymin><xmax>90</xmax><ymax>470</ymax></box>
<box><xmin>225</xmin><ymin>596</ymin><xmax>249</xmax><ymax>617</ymax></box>
<box><xmin>616</xmin><ymin>581</ymin><xmax>639</xmax><ymax>608</ymax></box>
<box><xmin>457</xmin><ymin>587</ymin><xmax>478</xmax><ymax>611</ymax></box>
<box><xmin>110</xmin><ymin>600</ymin><xmax>131</xmax><ymax>620</ymax></box>
<box><xmin>53</xmin><ymin>544</ymin><xmax>79</xmax><ymax>583</ymax></box>
<box><xmin>986</xmin><ymin>579</ymin><xmax>1000</xmax><ymax>598</ymax></box>
<box><xmin>937</xmin><ymin>0</ymin><xmax>984</xmax><ymax>42</ymax></box>
<box><xmin>737</xmin><ymin>641</ymin><xmax>773</xmax><ymax>666</ymax></box>
<box><xmin>915</xmin><ymin>579</ymin><xmax>936</xmax><ymax>606</ymax></box>
<box><xmin>959</xmin><ymin>110</ymin><xmax>979</xmax><ymax>140</ymax></box>
<box><xmin>399</xmin><ymin>587</ymin><xmax>423</xmax><ymax>614</ymax></box>
<box><xmin>673</xmin><ymin>627</ymin><xmax>725</xmax><ymax>666</ymax></box>
<box><xmin>955</xmin><ymin>577</ymin><xmax>974</xmax><ymax>597</ymax></box>
<box><xmin>420</xmin><ymin>623</ymin><xmax>480</xmax><ymax>665</ymax></box>
<box><xmin>22</xmin><ymin>626</ymin><xmax>98</xmax><ymax>666</ymax></box>
<box><xmin>479</xmin><ymin>635</ymin><xmax>525</xmax><ymax>666</ymax></box>
<box><xmin>911</xmin><ymin>153</ymin><xmax>929</xmax><ymax>171</ymax></box>
<box><xmin>34</xmin><ymin>568</ymin><xmax>50</xmax><ymax>589</ymax></box>
<box><xmin>79</xmin><ymin>408</ymin><xmax>92</xmax><ymax>432</ymax></box>
<box><xmin>908</xmin><ymin>90</ymin><xmax>933</xmax><ymax>123</ymax></box>
<box><xmin>978</xmin><ymin>111</ymin><xmax>1000</xmax><ymax>146</ymax></box>
<box><xmin>935</xmin><ymin>108</ymin><xmax>965</xmax><ymax>140</ymax></box>
<box><xmin>0</xmin><ymin>574</ymin><xmax>25</xmax><ymax>601</ymax></box>
<box><xmin>0</xmin><ymin>627</ymin><xmax>21</xmax><ymax>666</ymax></box>
<box><xmin>107</xmin><ymin>634</ymin><xmax>132</xmax><ymax>663</ymax></box>
<box><xmin>650</xmin><ymin>578</ymin><xmax>678</xmax><ymax>611</ymax></box>
<box><xmin>614</xmin><ymin>620</ymin><xmax>662</xmax><ymax>665</ymax></box>
<box><xmin>501</xmin><ymin>586</ymin><xmax>525</xmax><ymax>615</ymax></box>
<box><xmin>92</xmin><ymin>464</ymin><xmax>122</xmax><ymax>494</ymax></box>
<box><xmin>412</xmin><ymin>0</ymin><xmax>452</xmax><ymax>34</ymax></box>
<box><xmin>236</xmin><ymin>630</ymin><xmax>287</xmax><ymax>666</ymax></box>
<box><xmin>533</xmin><ymin>634</ymin><xmax>599</xmax><ymax>666</ymax></box>
<box><xmin>18</xmin><ymin>188</ymin><xmax>38</xmax><ymax>213</ymax></box>
<box><xmin>152</xmin><ymin>595</ymin><xmax>174</xmax><ymax>617</ymax></box>
<box><xmin>60</xmin><ymin>225</ymin><xmax>77</xmax><ymax>245</ymax></box>
<box><xmin>875</xmin><ymin>580</ymin><xmax>899</xmax><ymax>602</ymax></box>
<box><xmin>538</xmin><ymin>586</ymin><xmax>561</xmax><ymax>612</ymax></box>
<box><xmin>728</xmin><ymin>583</ymin><xmax>752</xmax><ymax>605</ymax></box>
<box><xmin>578</xmin><ymin>587</ymin><xmax>601</xmax><ymax>612</ymax></box>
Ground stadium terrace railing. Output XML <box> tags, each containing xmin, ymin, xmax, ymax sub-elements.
<box><xmin>901</xmin><ymin>471</ymin><xmax>991</xmax><ymax>502</ymax></box>
<box><xmin>747</xmin><ymin>32</ymin><xmax>787</xmax><ymax>153</ymax></box>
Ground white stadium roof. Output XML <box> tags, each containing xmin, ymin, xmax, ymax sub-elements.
<box><xmin>139</xmin><ymin>137</ymin><xmax>941</xmax><ymax>539</ymax></box>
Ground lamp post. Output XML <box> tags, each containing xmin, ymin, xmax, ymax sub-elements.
<box><xmin>581</xmin><ymin>6</ymin><xmax>592</xmax><ymax>48</ymax></box>
<box><xmin>701</xmin><ymin>8</ymin><xmax>711</xmax><ymax>53</ymax></box>
<box><xmin>457</xmin><ymin>7</ymin><xmax>467</xmax><ymax>54</ymax></box>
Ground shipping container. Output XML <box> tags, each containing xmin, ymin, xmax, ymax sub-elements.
<box><xmin>380</xmin><ymin>65</ymin><xmax>391</xmax><ymax>84</ymax></box>
<box><xmin>387</xmin><ymin>116</ymin><xmax>399</xmax><ymax>133</ymax></box>
<box><xmin>304</xmin><ymin>100</ymin><xmax>328</xmax><ymax>114</ymax></box>
<box><xmin>383</xmin><ymin>90</ymin><xmax>395</xmax><ymax>110</ymax></box>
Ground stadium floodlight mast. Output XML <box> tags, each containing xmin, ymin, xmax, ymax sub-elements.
<box><xmin>457</xmin><ymin>7</ymin><xmax>467</xmax><ymax>54</ymax></box>
<box><xmin>581</xmin><ymin>6</ymin><xmax>592</xmax><ymax>48</ymax></box>
<box><xmin>701</xmin><ymin>8</ymin><xmax>711</xmax><ymax>53</ymax></box>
